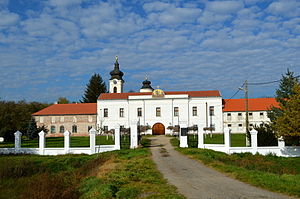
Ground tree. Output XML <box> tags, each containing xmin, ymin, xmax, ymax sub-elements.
<box><xmin>26</xmin><ymin>117</ymin><xmax>38</xmax><ymax>139</ymax></box>
<box><xmin>274</xmin><ymin>84</ymin><xmax>300</xmax><ymax>145</ymax></box>
<box><xmin>57</xmin><ymin>97</ymin><xmax>69</xmax><ymax>104</ymax></box>
<box><xmin>268</xmin><ymin>69</ymin><xmax>299</xmax><ymax>122</ymax></box>
<box><xmin>81</xmin><ymin>73</ymin><xmax>107</xmax><ymax>103</ymax></box>
<box><xmin>254</xmin><ymin>123</ymin><xmax>278</xmax><ymax>146</ymax></box>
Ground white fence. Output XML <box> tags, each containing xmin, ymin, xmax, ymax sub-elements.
<box><xmin>0</xmin><ymin>123</ymin><xmax>139</xmax><ymax>155</ymax></box>
<box><xmin>180</xmin><ymin>127</ymin><xmax>300</xmax><ymax>157</ymax></box>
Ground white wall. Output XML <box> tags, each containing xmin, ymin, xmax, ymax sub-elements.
<box><xmin>98</xmin><ymin>94</ymin><xmax>223</xmax><ymax>134</ymax></box>
<box><xmin>223</xmin><ymin>111</ymin><xmax>270</xmax><ymax>133</ymax></box>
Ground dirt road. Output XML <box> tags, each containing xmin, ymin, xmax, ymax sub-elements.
<box><xmin>149</xmin><ymin>136</ymin><xmax>294</xmax><ymax>199</ymax></box>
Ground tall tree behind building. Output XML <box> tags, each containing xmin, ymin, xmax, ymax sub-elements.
<box><xmin>267</xmin><ymin>69</ymin><xmax>299</xmax><ymax>122</ymax></box>
<box><xmin>81</xmin><ymin>73</ymin><xmax>107</xmax><ymax>103</ymax></box>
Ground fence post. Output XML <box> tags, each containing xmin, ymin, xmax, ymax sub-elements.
<box><xmin>130</xmin><ymin>121</ymin><xmax>138</xmax><ymax>149</ymax></box>
<box><xmin>38</xmin><ymin>130</ymin><xmax>45</xmax><ymax>155</ymax></box>
<box><xmin>198</xmin><ymin>128</ymin><xmax>204</xmax><ymax>148</ymax></box>
<box><xmin>250</xmin><ymin>129</ymin><xmax>258</xmax><ymax>154</ymax></box>
<box><xmin>224</xmin><ymin>127</ymin><xmax>231</xmax><ymax>153</ymax></box>
<box><xmin>179</xmin><ymin>123</ymin><xmax>188</xmax><ymax>148</ymax></box>
<box><xmin>64</xmin><ymin>130</ymin><xmax>71</xmax><ymax>153</ymax></box>
<box><xmin>278</xmin><ymin>136</ymin><xmax>285</xmax><ymax>148</ymax></box>
<box><xmin>14</xmin><ymin>131</ymin><xmax>22</xmax><ymax>152</ymax></box>
<box><xmin>89</xmin><ymin>128</ymin><xmax>96</xmax><ymax>154</ymax></box>
<box><xmin>114</xmin><ymin>125</ymin><xmax>121</xmax><ymax>150</ymax></box>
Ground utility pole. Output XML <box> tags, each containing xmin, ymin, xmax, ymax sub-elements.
<box><xmin>245</xmin><ymin>80</ymin><xmax>249</xmax><ymax>134</ymax></box>
<box><xmin>239</xmin><ymin>80</ymin><xmax>249</xmax><ymax>134</ymax></box>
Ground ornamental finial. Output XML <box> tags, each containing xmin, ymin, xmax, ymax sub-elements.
<box><xmin>115</xmin><ymin>55</ymin><xmax>118</xmax><ymax>62</ymax></box>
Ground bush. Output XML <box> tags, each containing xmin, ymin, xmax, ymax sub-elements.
<box><xmin>254</xmin><ymin>123</ymin><xmax>278</xmax><ymax>146</ymax></box>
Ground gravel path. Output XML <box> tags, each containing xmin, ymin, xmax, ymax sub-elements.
<box><xmin>149</xmin><ymin>136</ymin><xmax>295</xmax><ymax>199</ymax></box>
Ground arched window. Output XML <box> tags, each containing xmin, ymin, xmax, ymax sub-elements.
<box><xmin>51</xmin><ymin>126</ymin><xmax>56</xmax><ymax>133</ymax></box>
<box><xmin>113</xmin><ymin>87</ymin><xmax>117</xmax><ymax>93</ymax></box>
<box><xmin>59</xmin><ymin>125</ymin><xmax>64</xmax><ymax>133</ymax></box>
<box><xmin>72</xmin><ymin>125</ymin><xmax>77</xmax><ymax>133</ymax></box>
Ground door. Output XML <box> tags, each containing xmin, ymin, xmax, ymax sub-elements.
<box><xmin>152</xmin><ymin>123</ymin><xmax>165</xmax><ymax>135</ymax></box>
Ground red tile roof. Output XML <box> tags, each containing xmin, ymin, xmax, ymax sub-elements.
<box><xmin>98</xmin><ymin>90</ymin><xmax>221</xmax><ymax>100</ymax></box>
<box><xmin>32</xmin><ymin>103</ymin><xmax>97</xmax><ymax>116</ymax></box>
<box><xmin>223</xmin><ymin>98</ymin><xmax>280</xmax><ymax>112</ymax></box>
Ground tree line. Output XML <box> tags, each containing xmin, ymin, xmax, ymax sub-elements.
<box><xmin>0</xmin><ymin>73</ymin><xmax>107</xmax><ymax>141</ymax></box>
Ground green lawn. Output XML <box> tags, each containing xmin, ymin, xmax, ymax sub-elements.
<box><xmin>187</xmin><ymin>133</ymin><xmax>246</xmax><ymax>147</ymax></box>
<box><xmin>0</xmin><ymin>136</ymin><xmax>115</xmax><ymax>148</ymax></box>
<box><xmin>0</xmin><ymin>143</ymin><xmax>184</xmax><ymax>199</ymax></box>
<box><xmin>172</xmin><ymin>138</ymin><xmax>300</xmax><ymax>198</ymax></box>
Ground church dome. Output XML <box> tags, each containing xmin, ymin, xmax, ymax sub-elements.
<box><xmin>110</xmin><ymin>57</ymin><xmax>124</xmax><ymax>81</ymax></box>
<box><xmin>140</xmin><ymin>77</ymin><xmax>153</xmax><ymax>92</ymax></box>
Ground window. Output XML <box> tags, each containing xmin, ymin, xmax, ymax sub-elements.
<box><xmin>238</xmin><ymin>113</ymin><xmax>242</xmax><ymax>116</ymax></box>
<box><xmin>227</xmin><ymin>124</ymin><xmax>232</xmax><ymax>127</ymax></box>
<box><xmin>51</xmin><ymin>116</ymin><xmax>55</xmax><ymax>123</ymax></box>
<box><xmin>88</xmin><ymin>126</ymin><xmax>92</xmax><ymax>131</ymax></box>
<box><xmin>103</xmin><ymin>126</ymin><xmax>108</xmax><ymax>133</ymax></box>
<box><xmin>120</xmin><ymin>125</ymin><xmax>124</xmax><ymax>130</ymax></box>
<box><xmin>260</xmin><ymin>112</ymin><xmax>264</xmax><ymax>118</ymax></box>
<box><xmin>73</xmin><ymin>116</ymin><xmax>77</xmax><ymax>123</ymax></box>
<box><xmin>40</xmin><ymin>117</ymin><xmax>44</xmax><ymax>123</ymax></box>
<box><xmin>192</xmin><ymin>106</ymin><xmax>197</xmax><ymax>116</ymax></box>
<box><xmin>104</xmin><ymin>108</ymin><xmax>108</xmax><ymax>117</ymax></box>
<box><xmin>113</xmin><ymin>87</ymin><xmax>117</xmax><ymax>93</ymax></box>
<box><xmin>249</xmin><ymin>112</ymin><xmax>253</xmax><ymax>118</ymax></box>
<box><xmin>249</xmin><ymin>123</ymin><xmax>253</xmax><ymax>127</ymax></box>
<box><xmin>72</xmin><ymin>125</ymin><xmax>77</xmax><ymax>133</ymax></box>
<box><xmin>238</xmin><ymin>124</ymin><xmax>243</xmax><ymax>127</ymax></box>
<box><xmin>51</xmin><ymin>125</ymin><xmax>56</xmax><ymax>133</ymax></box>
<box><xmin>59</xmin><ymin>125</ymin><xmax>64</xmax><ymax>133</ymax></box>
<box><xmin>174</xmin><ymin>107</ymin><xmax>179</xmax><ymax>117</ymax></box>
<box><xmin>227</xmin><ymin>113</ymin><xmax>232</xmax><ymax>120</ymax></box>
<box><xmin>137</xmin><ymin>108</ymin><xmax>142</xmax><ymax>117</ymax></box>
<box><xmin>60</xmin><ymin>116</ymin><xmax>64</xmax><ymax>122</ymax></box>
<box><xmin>209</xmin><ymin>106</ymin><xmax>214</xmax><ymax>116</ymax></box>
<box><xmin>156</xmin><ymin>107</ymin><xmax>161</xmax><ymax>117</ymax></box>
<box><xmin>120</xmin><ymin>108</ymin><xmax>124</xmax><ymax>117</ymax></box>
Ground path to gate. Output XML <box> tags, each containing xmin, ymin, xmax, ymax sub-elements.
<box><xmin>149</xmin><ymin>136</ymin><xmax>294</xmax><ymax>199</ymax></box>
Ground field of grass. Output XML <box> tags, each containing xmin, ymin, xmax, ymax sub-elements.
<box><xmin>0</xmin><ymin>136</ymin><xmax>114</xmax><ymax>148</ymax></box>
<box><xmin>187</xmin><ymin>133</ymin><xmax>246</xmax><ymax>147</ymax></box>
<box><xmin>171</xmin><ymin>138</ymin><xmax>300</xmax><ymax>198</ymax></box>
<box><xmin>0</xmin><ymin>140</ymin><xmax>184</xmax><ymax>199</ymax></box>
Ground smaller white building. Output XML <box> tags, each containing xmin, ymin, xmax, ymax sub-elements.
<box><xmin>223</xmin><ymin>98</ymin><xmax>279</xmax><ymax>133</ymax></box>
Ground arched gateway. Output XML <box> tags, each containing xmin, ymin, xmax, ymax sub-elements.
<box><xmin>152</xmin><ymin>123</ymin><xmax>165</xmax><ymax>135</ymax></box>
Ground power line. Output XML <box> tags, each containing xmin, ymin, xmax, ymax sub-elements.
<box><xmin>226</xmin><ymin>82</ymin><xmax>245</xmax><ymax>100</ymax></box>
<box><xmin>248</xmin><ymin>75</ymin><xmax>300</xmax><ymax>85</ymax></box>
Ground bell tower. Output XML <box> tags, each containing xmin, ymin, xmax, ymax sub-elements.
<box><xmin>109</xmin><ymin>56</ymin><xmax>124</xmax><ymax>93</ymax></box>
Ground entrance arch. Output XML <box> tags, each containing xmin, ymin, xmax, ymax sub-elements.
<box><xmin>152</xmin><ymin>123</ymin><xmax>165</xmax><ymax>135</ymax></box>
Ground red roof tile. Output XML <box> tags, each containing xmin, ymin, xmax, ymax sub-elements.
<box><xmin>223</xmin><ymin>98</ymin><xmax>280</xmax><ymax>112</ymax></box>
<box><xmin>98</xmin><ymin>90</ymin><xmax>221</xmax><ymax>100</ymax></box>
<box><xmin>32</xmin><ymin>103</ymin><xmax>97</xmax><ymax>116</ymax></box>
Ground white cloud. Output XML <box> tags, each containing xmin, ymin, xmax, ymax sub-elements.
<box><xmin>267</xmin><ymin>0</ymin><xmax>300</xmax><ymax>17</ymax></box>
<box><xmin>143</xmin><ymin>1</ymin><xmax>171</xmax><ymax>12</ymax></box>
<box><xmin>0</xmin><ymin>10</ymin><xmax>19</xmax><ymax>27</ymax></box>
<box><xmin>206</xmin><ymin>1</ymin><xmax>244</xmax><ymax>15</ymax></box>
<box><xmin>48</xmin><ymin>0</ymin><xmax>84</xmax><ymax>7</ymax></box>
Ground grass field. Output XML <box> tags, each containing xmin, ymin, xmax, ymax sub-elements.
<box><xmin>187</xmin><ymin>133</ymin><xmax>246</xmax><ymax>147</ymax></box>
<box><xmin>171</xmin><ymin>137</ymin><xmax>300</xmax><ymax>198</ymax></box>
<box><xmin>0</xmin><ymin>138</ymin><xmax>184</xmax><ymax>199</ymax></box>
<box><xmin>0</xmin><ymin>136</ymin><xmax>115</xmax><ymax>148</ymax></box>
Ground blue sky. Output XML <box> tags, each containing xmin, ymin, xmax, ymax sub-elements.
<box><xmin>0</xmin><ymin>0</ymin><xmax>299</xmax><ymax>103</ymax></box>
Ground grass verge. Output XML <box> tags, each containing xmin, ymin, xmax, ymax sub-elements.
<box><xmin>171</xmin><ymin>137</ymin><xmax>300</xmax><ymax>198</ymax></box>
<box><xmin>0</xmin><ymin>139</ymin><xmax>184</xmax><ymax>199</ymax></box>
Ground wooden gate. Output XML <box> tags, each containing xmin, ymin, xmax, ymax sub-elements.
<box><xmin>152</xmin><ymin>123</ymin><xmax>165</xmax><ymax>135</ymax></box>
